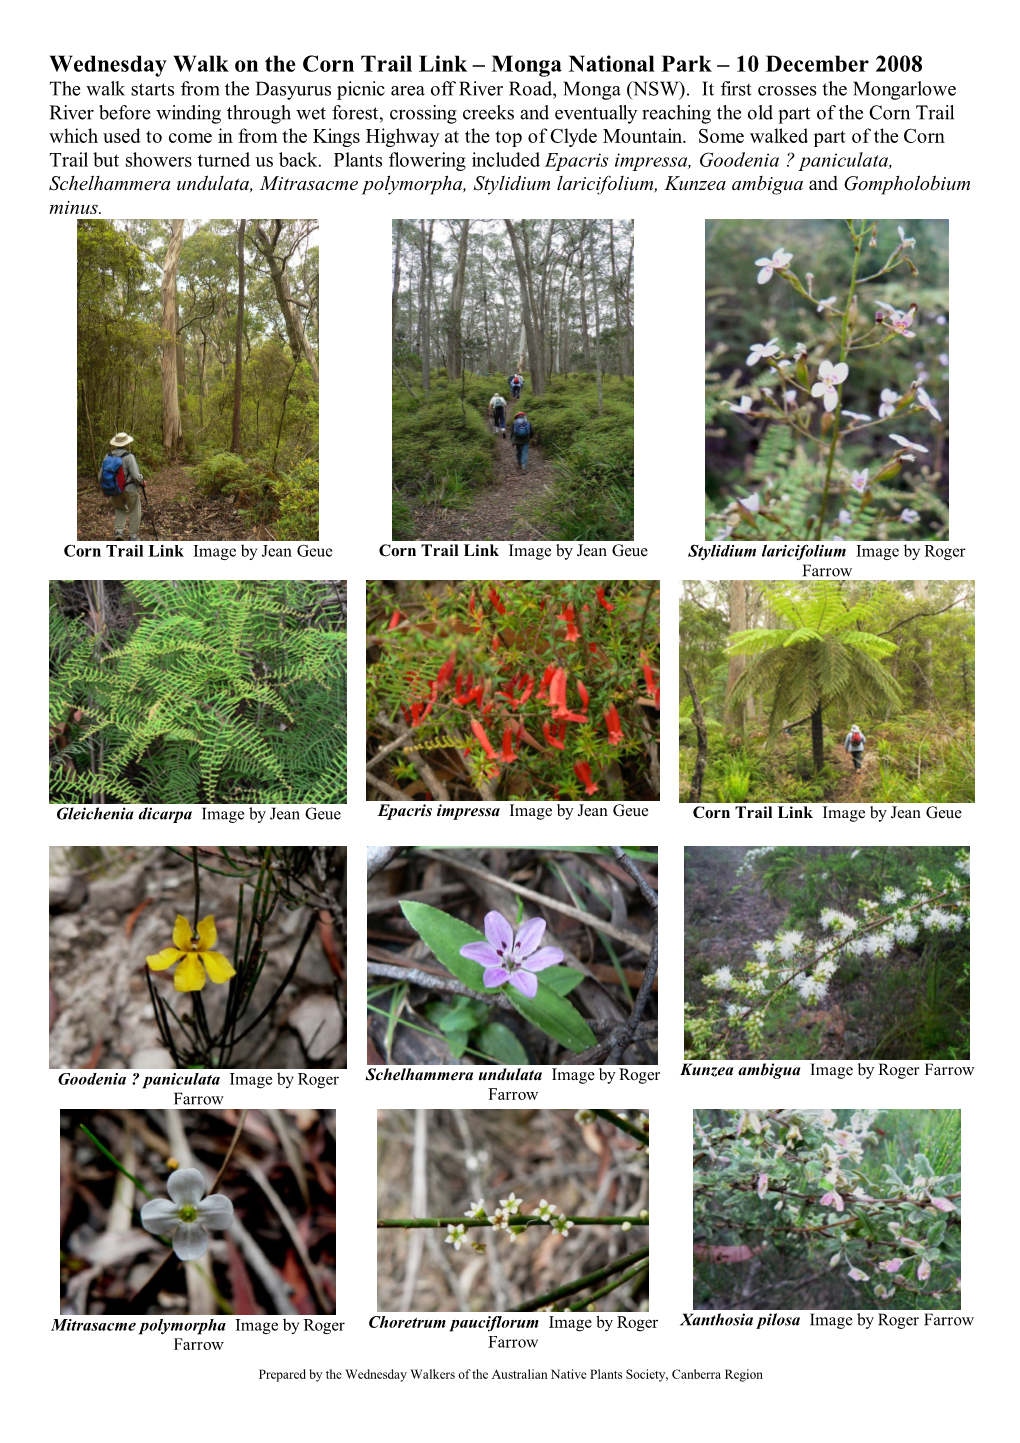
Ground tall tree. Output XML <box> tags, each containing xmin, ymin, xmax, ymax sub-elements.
<box><xmin>161</xmin><ymin>219</ymin><xmax>185</xmax><ymax>460</ymax></box>
<box><xmin>252</xmin><ymin>221</ymin><xmax>319</xmax><ymax>383</ymax></box>
<box><xmin>588</xmin><ymin>225</ymin><xmax>603</xmax><ymax>415</ymax></box>
<box><xmin>231</xmin><ymin>220</ymin><xmax>246</xmax><ymax>453</ymax></box>
<box><xmin>725</xmin><ymin>581</ymin><xmax>748</xmax><ymax>734</ymax></box>
<box><xmin>726</xmin><ymin>582</ymin><xmax>903</xmax><ymax>774</ymax></box>
<box><xmin>391</xmin><ymin>220</ymin><xmax>402</xmax><ymax>353</ymax></box>
<box><xmin>446</xmin><ymin>220</ymin><xmax>470</xmax><ymax>381</ymax></box>
<box><xmin>504</xmin><ymin>219</ymin><xmax>546</xmax><ymax>395</ymax></box>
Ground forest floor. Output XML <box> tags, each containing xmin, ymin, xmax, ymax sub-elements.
<box><xmin>409</xmin><ymin>425</ymin><xmax>554</xmax><ymax>541</ymax></box>
<box><xmin>77</xmin><ymin>467</ymin><xmax>252</xmax><ymax>542</ymax></box>
<box><xmin>831</xmin><ymin>744</ymin><xmax>876</xmax><ymax>801</ymax></box>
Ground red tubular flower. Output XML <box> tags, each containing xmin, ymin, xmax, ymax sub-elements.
<box><xmin>538</xmin><ymin>664</ymin><xmax>555</xmax><ymax>699</ymax></box>
<box><xmin>501</xmin><ymin>727</ymin><xmax>517</xmax><ymax>763</ymax></box>
<box><xmin>387</xmin><ymin>609</ymin><xmax>402</xmax><ymax>631</ymax></box>
<box><xmin>470</xmin><ymin>720</ymin><xmax>497</xmax><ymax>760</ymax></box>
<box><xmin>436</xmin><ymin>653</ymin><xmax>456</xmax><ymax>689</ymax></box>
<box><xmin>489</xmin><ymin>588</ymin><xmax>506</xmax><ymax>616</ymax></box>
<box><xmin>604</xmin><ymin>705</ymin><xmax>623</xmax><ymax>745</ymax></box>
<box><xmin>543</xmin><ymin>720</ymin><xmax>565</xmax><ymax>751</ymax></box>
<box><xmin>518</xmin><ymin>677</ymin><xmax>534</xmax><ymax>707</ymax></box>
<box><xmin>411</xmin><ymin>701</ymin><xmax>421</xmax><ymax>727</ymax></box>
<box><xmin>642</xmin><ymin>655</ymin><xmax>657</xmax><ymax>699</ymax></box>
<box><xmin>557</xmin><ymin>603</ymin><xmax>581</xmax><ymax>643</ymax></box>
<box><xmin>596</xmin><ymin>586</ymin><xmax>615</xmax><ymax>613</ymax></box>
<box><xmin>400</xmin><ymin>704</ymin><xmax>412</xmax><ymax>726</ymax></box>
<box><xmin>576</xmin><ymin>680</ymin><xmax>589</xmax><ymax>713</ymax></box>
<box><xmin>558</xmin><ymin>719</ymin><xmax>567</xmax><ymax>747</ymax></box>
<box><xmin>549</xmin><ymin>667</ymin><xmax>568</xmax><ymax>716</ymax></box>
<box><xmin>573</xmin><ymin>760</ymin><xmax>599</xmax><ymax>796</ymax></box>
<box><xmin>492</xmin><ymin>633</ymin><xmax>500</xmax><ymax>652</ymax></box>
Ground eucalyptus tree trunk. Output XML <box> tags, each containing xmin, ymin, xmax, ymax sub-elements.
<box><xmin>253</xmin><ymin>221</ymin><xmax>319</xmax><ymax>383</ymax></box>
<box><xmin>588</xmin><ymin>224</ymin><xmax>603</xmax><ymax>414</ymax></box>
<box><xmin>504</xmin><ymin>219</ymin><xmax>546</xmax><ymax>394</ymax></box>
<box><xmin>446</xmin><ymin>219</ymin><xmax>470</xmax><ymax>381</ymax></box>
<box><xmin>231</xmin><ymin>219</ymin><xmax>245</xmax><ymax>453</ymax></box>
<box><xmin>161</xmin><ymin>219</ymin><xmax>185</xmax><ymax>460</ymax></box>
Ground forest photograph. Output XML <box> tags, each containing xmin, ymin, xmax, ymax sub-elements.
<box><xmin>367</xmin><ymin>845</ymin><xmax>657</xmax><ymax>1066</ymax></box>
<box><xmin>706</xmin><ymin>219</ymin><xmax>948</xmax><ymax>541</ymax></box>
<box><xmin>50</xmin><ymin>580</ymin><xmax>347</xmax><ymax>805</ymax></box>
<box><xmin>61</xmin><ymin>1108</ymin><xmax>336</xmax><ymax>1315</ymax></box>
<box><xmin>77</xmin><ymin>219</ymin><xmax>319</xmax><ymax>542</ymax></box>
<box><xmin>680</xmin><ymin>580</ymin><xmax>974</xmax><ymax>804</ymax></box>
<box><xmin>367</xmin><ymin>579</ymin><xmax>660</xmax><ymax>801</ymax></box>
<box><xmin>693</xmin><ymin>1109</ymin><xmax>961</xmax><ymax>1312</ymax></box>
<box><xmin>378</xmin><ymin>1109</ymin><xmax>649</xmax><ymax>1312</ymax></box>
<box><xmin>392</xmin><ymin>219</ymin><xmax>634</xmax><ymax>543</ymax></box>
<box><xmin>685</xmin><ymin>846</ymin><xmax>969</xmax><ymax>1061</ymax></box>
<box><xmin>51</xmin><ymin>846</ymin><xmax>347</xmax><ymax>1070</ymax></box>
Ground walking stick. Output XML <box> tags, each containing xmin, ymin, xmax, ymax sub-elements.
<box><xmin>140</xmin><ymin>481</ymin><xmax>160</xmax><ymax>540</ymax></box>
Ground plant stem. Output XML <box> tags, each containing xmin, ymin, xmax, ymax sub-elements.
<box><xmin>513</xmin><ymin>1246</ymin><xmax>649</xmax><ymax>1311</ymax></box>
<box><xmin>79</xmin><ymin>1123</ymin><xmax>154</xmax><ymax>1199</ymax></box>
<box><xmin>593</xmin><ymin>1109</ymin><xmax>649</xmax><ymax>1144</ymax></box>
<box><xmin>564</xmin><ymin>1261</ymin><xmax>649</xmax><ymax>1310</ymax></box>
<box><xmin>377</xmin><ymin>1215</ymin><xmax>645</xmax><ymax>1228</ymax></box>
<box><xmin>815</xmin><ymin>221</ymin><xmax>863</xmax><ymax>538</ymax></box>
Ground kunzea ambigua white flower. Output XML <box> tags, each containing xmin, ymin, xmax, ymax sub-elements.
<box><xmin>140</xmin><ymin>1167</ymin><xmax>234</xmax><ymax>1261</ymax></box>
<box><xmin>850</xmin><ymin>469</ymin><xmax>869</xmax><ymax>494</ymax></box>
<box><xmin>747</xmin><ymin>339</ymin><xmax>780</xmax><ymax>366</ymax></box>
<box><xmin>811</xmin><ymin>359</ymin><xmax>849</xmax><ymax>412</ymax></box>
<box><xmin>460</xmin><ymin>912</ymin><xmax>564</xmax><ymax>999</ymax></box>
<box><xmin>146</xmin><ymin>915</ymin><xmax>236</xmax><ymax>993</ymax></box>
<box><xmin>879</xmin><ymin>388</ymin><xmax>900</xmax><ymax>418</ymax></box>
<box><xmin>755</xmin><ymin>248</ymin><xmax>793</xmax><ymax>283</ymax></box>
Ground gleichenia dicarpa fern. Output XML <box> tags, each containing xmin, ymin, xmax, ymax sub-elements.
<box><xmin>49</xmin><ymin>580</ymin><xmax>346</xmax><ymax>804</ymax></box>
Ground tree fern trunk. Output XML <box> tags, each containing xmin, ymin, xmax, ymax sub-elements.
<box><xmin>811</xmin><ymin>704</ymin><xmax>824</xmax><ymax>774</ymax></box>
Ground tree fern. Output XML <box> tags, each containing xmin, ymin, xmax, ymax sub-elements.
<box><xmin>50</xmin><ymin>580</ymin><xmax>346</xmax><ymax>803</ymax></box>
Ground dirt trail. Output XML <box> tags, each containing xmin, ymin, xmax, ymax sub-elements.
<box><xmin>77</xmin><ymin>467</ymin><xmax>253</xmax><ymax>542</ymax></box>
<box><xmin>410</xmin><ymin>420</ymin><xmax>554</xmax><ymax>541</ymax></box>
<box><xmin>831</xmin><ymin>743</ymin><xmax>876</xmax><ymax>801</ymax></box>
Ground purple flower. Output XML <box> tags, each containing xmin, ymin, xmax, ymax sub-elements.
<box><xmin>460</xmin><ymin>912</ymin><xmax>564</xmax><ymax>999</ymax></box>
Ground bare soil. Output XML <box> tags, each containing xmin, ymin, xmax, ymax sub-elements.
<box><xmin>409</xmin><ymin>424</ymin><xmax>554</xmax><ymax>541</ymax></box>
<box><xmin>77</xmin><ymin>468</ymin><xmax>254</xmax><ymax>542</ymax></box>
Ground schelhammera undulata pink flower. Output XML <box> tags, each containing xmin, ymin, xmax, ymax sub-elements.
<box><xmin>139</xmin><ymin>1167</ymin><xmax>234</xmax><ymax>1261</ymax></box>
<box><xmin>460</xmin><ymin>912</ymin><xmax>564</xmax><ymax>999</ymax></box>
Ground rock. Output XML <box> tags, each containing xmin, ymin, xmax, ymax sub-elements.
<box><xmin>288</xmin><ymin>994</ymin><xmax>342</xmax><ymax>1060</ymax></box>
<box><xmin>50</xmin><ymin>873</ymin><xmax>88</xmax><ymax>913</ymax></box>
<box><xmin>131</xmin><ymin>1046</ymin><xmax>176</xmax><ymax>1069</ymax></box>
<box><xmin>88</xmin><ymin>862</ymin><xmax>149</xmax><ymax>915</ymax></box>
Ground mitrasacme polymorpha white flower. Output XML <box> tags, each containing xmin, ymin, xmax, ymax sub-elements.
<box><xmin>140</xmin><ymin>1167</ymin><xmax>234</xmax><ymax>1261</ymax></box>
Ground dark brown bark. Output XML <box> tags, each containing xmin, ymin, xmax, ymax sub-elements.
<box><xmin>685</xmin><ymin>668</ymin><xmax>709</xmax><ymax>803</ymax></box>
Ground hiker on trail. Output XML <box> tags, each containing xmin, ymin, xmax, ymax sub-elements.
<box><xmin>99</xmin><ymin>432</ymin><xmax>145</xmax><ymax>541</ymax></box>
<box><xmin>488</xmin><ymin>392</ymin><xmax>507</xmax><ymax>435</ymax></box>
<box><xmin>510</xmin><ymin>411</ymin><xmax>534</xmax><ymax>472</ymax></box>
<box><xmin>844</xmin><ymin>723</ymin><xmax>867</xmax><ymax>770</ymax></box>
<box><xmin>509</xmin><ymin>372</ymin><xmax>523</xmax><ymax>401</ymax></box>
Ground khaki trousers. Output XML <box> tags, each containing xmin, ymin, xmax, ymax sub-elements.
<box><xmin>112</xmin><ymin>486</ymin><xmax>141</xmax><ymax>538</ymax></box>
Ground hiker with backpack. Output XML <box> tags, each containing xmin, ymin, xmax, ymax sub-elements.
<box><xmin>510</xmin><ymin>411</ymin><xmax>534</xmax><ymax>472</ymax></box>
<box><xmin>488</xmin><ymin>391</ymin><xmax>507</xmax><ymax>435</ymax></box>
<box><xmin>509</xmin><ymin>372</ymin><xmax>523</xmax><ymax>402</ymax></box>
<box><xmin>100</xmin><ymin>432</ymin><xmax>145</xmax><ymax>541</ymax></box>
<box><xmin>844</xmin><ymin>723</ymin><xmax>867</xmax><ymax>770</ymax></box>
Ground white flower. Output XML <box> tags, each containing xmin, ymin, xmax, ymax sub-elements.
<box><xmin>709</xmin><ymin>965</ymin><xmax>734</xmax><ymax>988</ymax></box>
<box><xmin>878</xmin><ymin>388</ymin><xmax>900</xmax><ymax>418</ymax></box>
<box><xmin>830</xmin><ymin>535</ymin><xmax>846</xmax><ymax>543</ymax></box>
<box><xmin>784</xmin><ymin>389</ymin><xmax>797</xmax><ymax>407</ymax></box>
<box><xmin>850</xmin><ymin>468</ymin><xmax>869</xmax><ymax>493</ymax></box>
<box><xmin>551</xmin><ymin>1215</ymin><xmax>574</xmax><ymax>1237</ymax></box>
<box><xmin>500</xmin><ymin>1192</ymin><xmax>522</xmax><ymax>1217</ymax></box>
<box><xmin>938</xmin><ymin>353</ymin><xmax>949</xmax><ymax>368</ymax></box>
<box><xmin>889</xmin><ymin>435</ymin><xmax>929</xmax><ymax>459</ymax></box>
<box><xmin>793</xmin><ymin>342</ymin><xmax>808</xmax><ymax>359</ymax></box>
<box><xmin>488</xmin><ymin>1209</ymin><xmax>510</xmax><ymax>1231</ymax></box>
<box><xmin>445</xmin><ymin>1223</ymin><xmax>467</xmax><ymax>1250</ymax></box>
<box><xmin>728</xmin><ymin>395</ymin><xmax>753</xmax><ymax>413</ymax></box>
<box><xmin>897</xmin><ymin>226</ymin><xmax>916</xmax><ymax>250</ymax></box>
<box><xmin>778</xmin><ymin>930</ymin><xmax>803</xmax><ymax>960</ymax></box>
<box><xmin>811</xmin><ymin>359</ymin><xmax>849</xmax><ymax>412</ymax></box>
<box><xmin>816</xmin><ymin>295</ymin><xmax>837</xmax><ymax>312</ymax></box>
<box><xmin>532</xmin><ymin>1199</ymin><xmax>556</xmax><ymax>1220</ymax></box>
<box><xmin>838</xmin><ymin>509</ymin><xmax>852</xmax><ymax>525</ymax></box>
<box><xmin>747</xmin><ymin>339</ymin><xmax>780</xmax><ymax>366</ymax></box>
<box><xmin>753</xmin><ymin>940</ymin><xmax>775</xmax><ymax>962</ymax></box>
<box><xmin>755</xmin><ymin>248</ymin><xmax>792</xmax><ymax>283</ymax></box>
<box><xmin>464</xmin><ymin>1198</ymin><xmax>487</xmax><ymax>1218</ymax></box>
<box><xmin>842</xmin><ymin>410</ymin><xmax>871</xmax><ymax>422</ymax></box>
<box><xmin>882</xmin><ymin>888</ymin><xmax>905</xmax><ymax>904</ymax></box>
<box><xmin>740</xmin><ymin>492</ymin><xmax>761</xmax><ymax>513</ymax></box>
<box><xmin>139</xmin><ymin>1168</ymin><xmax>234</xmax><ymax>1262</ymax></box>
<box><xmin>916</xmin><ymin>387</ymin><xmax>941</xmax><ymax>421</ymax></box>
<box><xmin>900</xmin><ymin>509</ymin><xmax>921</xmax><ymax>524</ymax></box>
<box><xmin>884</xmin><ymin>307</ymin><xmax>916</xmax><ymax>337</ymax></box>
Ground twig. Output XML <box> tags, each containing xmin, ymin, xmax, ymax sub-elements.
<box><xmin>230</xmin><ymin>1216</ymin><xmax>298</xmax><ymax>1314</ymax></box>
<box><xmin>208</xmin><ymin>1109</ymin><xmax>249</xmax><ymax>1197</ymax></box>
<box><xmin>367</xmin><ymin>845</ymin><xmax>405</xmax><ymax>882</ymax></box>
<box><xmin>243</xmin><ymin>1157</ymin><xmax>331</xmax><ymax>1314</ymax></box>
<box><xmin>513</xmin><ymin>1246</ymin><xmax>649</xmax><ymax>1311</ymax></box>
<box><xmin>368</xmin><ymin>960</ymin><xmax>516</xmax><ymax>1011</ymax></box>
<box><xmin>366</xmin><ymin>768</ymin><xmax>407</xmax><ymax>801</ymax></box>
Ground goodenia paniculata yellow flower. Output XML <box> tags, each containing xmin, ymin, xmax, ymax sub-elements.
<box><xmin>146</xmin><ymin>915</ymin><xmax>236</xmax><ymax>992</ymax></box>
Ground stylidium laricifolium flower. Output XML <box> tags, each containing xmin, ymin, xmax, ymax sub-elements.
<box><xmin>755</xmin><ymin>248</ymin><xmax>792</xmax><ymax>284</ymax></box>
<box><xmin>811</xmin><ymin>359</ymin><xmax>849</xmax><ymax>412</ymax></box>
<box><xmin>139</xmin><ymin>1167</ymin><xmax>234</xmax><ymax>1261</ymax></box>
<box><xmin>146</xmin><ymin>915</ymin><xmax>236</xmax><ymax>993</ymax></box>
<box><xmin>460</xmin><ymin>912</ymin><xmax>564</xmax><ymax>999</ymax></box>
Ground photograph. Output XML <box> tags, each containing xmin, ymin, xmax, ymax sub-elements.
<box><xmin>61</xmin><ymin>1108</ymin><xmax>336</xmax><ymax>1315</ymax></box>
<box><xmin>684</xmin><ymin>846</ymin><xmax>969</xmax><ymax>1061</ymax></box>
<box><xmin>378</xmin><ymin>1109</ymin><xmax>649</xmax><ymax>1312</ymax></box>
<box><xmin>392</xmin><ymin>219</ymin><xmax>634</xmax><ymax>542</ymax></box>
<box><xmin>680</xmin><ymin>579</ymin><xmax>974</xmax><ymax>803</ymax></box>
<box><xmin>51</xmin><ymin>846</ymin><xmax>347</xmax><ymax>1069</ymax></box>
<box><xmin>77</xmin><ymin>219</ymin><xmax>319</xmax><ymax>542</ymax></box>
<box><xmin>368</xmin><ymin>845</ymin><xmax>657</xmax><ymax>1066</ymax></box>
<box><xmin>693</xmin><ymin>1109</ymin><xmax>961</xmax><ymax>1311</ymax></box>
<box><xmin>367</xmin><ymin>580</ymin><xmax>659</xmax><ymax>801</ymax></box>
<box><xmin>705</xmin><ymin>218</ymin><xmax>948</xmax><ymax>541</ymax></box>
<box><xmin>50</xmin><ymin>579</ymin><xmax>347</xmax><ymax>804</ymax></box>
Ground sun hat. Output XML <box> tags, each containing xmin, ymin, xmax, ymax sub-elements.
<box><xmin>109</xmin><ymin>432</ymin><xmax>134</xmax><ymax>447</ymax></box>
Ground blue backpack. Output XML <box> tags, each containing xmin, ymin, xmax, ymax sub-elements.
<box><xmin>100</xmin><ymin>454</ymin><xmax>127</xmax><ymax>496</ymax></box>
<box><xmin>512</xmin><ymin>416</ymin><xmax>531</xmax><ymax>440</ymax></box>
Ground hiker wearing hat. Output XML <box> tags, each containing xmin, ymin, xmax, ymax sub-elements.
<box><xmin>844</xmin><ymin>723</ymin><xmax>867</xmax><ymax>770</ymax></box>
<box><xmin>99</xmin><ymin>433</ymin><xmax>144</xmax><ymax>541</ymax></box>
<box><xmin>510</xmin><ymin>411</ymin><xmax>534</xmax><ymax>472</ymax></box>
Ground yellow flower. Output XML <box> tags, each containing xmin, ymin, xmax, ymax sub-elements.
<box><xmin>147</xmin><ymin>915</ymin><xmax>236</xmax><ymax>992</ymax></box>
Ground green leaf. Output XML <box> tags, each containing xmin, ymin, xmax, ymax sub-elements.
<box><xmin>541</xmin><ymin>965</ymin><xmax>584</xmax><ymax>997</ymax></box>
<box><xmin>475</xmin><ymin>1022</ymin><xmax>529</xmax><ymax>1064</ymax></box>
<box><xmin>446</xmin><ymin>1030</ymin><xmax>470</xmax><ymax>1058</ymax></box>
<box><xmin>509</xmin><ymin>986</ymin><xmax>596</xmax><ymax>1053</ymax></box>
<box><xmin>401</xmin><ymin>901</ymin><xmax>487</xmax><ymax>989</ymax></box>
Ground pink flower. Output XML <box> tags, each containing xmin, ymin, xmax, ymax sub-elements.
<box><xmin>757</xmin><ymin>1174</ymin><xmax>769</xmax><ymax>1199</ymax></box>
<box><xmin>917</xmin><ymin>1258</ymin><xmax>931</xmax><ymax>1282</ymax></box>
<box><xmin>755</xmin><ymin>249</ymin><xmax>792</xmax><ymax>284</ymax></box>
<box><xmin>929</xmin><ymin>1197</ymin><xmax>956</xmax><ymax>1212</ymax></box>
<box><xmin>878</xmin><ymin>1258</ymin><xmax>904</xmax><ymax>1273</ymax></box>
<box><xmin>848</xmin><ymin>1267</ymin><xmax>869</xmax><ymax>1282</ymax></box>
<box><xmin>819</xmin><ymin>1191</ymin><xmax>845</xmax><ymax>1212</ymax></box>
<box><xmin>850</xmin><ymin>469</ymin><xmax>869</xmax><ymax>493</ymax></box>
<box><xmin>460</xmin><ymin>913</ymin><xmax>564</xmax><ymax>1000</ymax></box>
